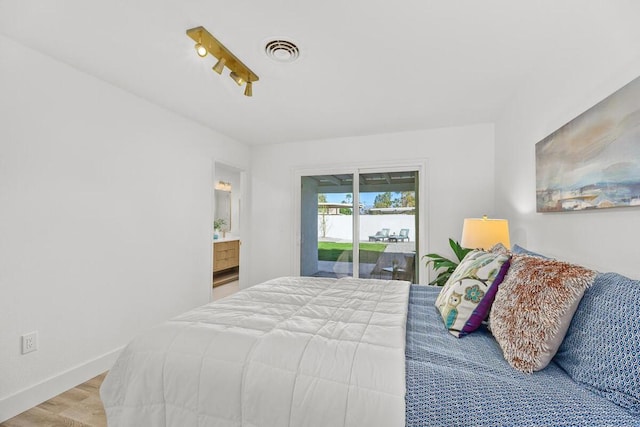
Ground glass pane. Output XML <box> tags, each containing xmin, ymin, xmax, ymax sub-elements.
<box><xmin>359</xmin><ymin>171</ymin><xmax>417</xmax><ymax>282</ymax></box>
<box><xmin>300</xmin><ymin>174</ymin><xmax>354</xmax><ymax>278</ymax></box>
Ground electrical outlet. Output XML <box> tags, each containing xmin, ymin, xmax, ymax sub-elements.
<box><xmin>22</xmin><ymin>331</ymin><xmax>38</xmax><ymax>354</ymax></box>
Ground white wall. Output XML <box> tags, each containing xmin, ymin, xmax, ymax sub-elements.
<box><xmin>0</xmin><ymin>35</ymin><xmax>250</xmax><ymax>420</ymax></box>
<box><xmin>249</xmin><ymin>124</ymin><xmax>496</xmax><ymax>286</ymax></box>
<box><xmin>495</xmin><ymin>52</ymin><xmax>640</xmax><ymax>279</ymax></box>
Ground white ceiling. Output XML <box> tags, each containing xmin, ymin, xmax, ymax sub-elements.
<box><xmin>2</xmin><ymin>1</ymin><xmax>640</xmax><ymax>145</ymax></box>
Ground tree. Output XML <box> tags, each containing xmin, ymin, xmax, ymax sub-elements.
<box><xmin>373</xmin><ymin>192</ymin><xmax>393</xmax><ymax>208</ymax></box>
<box><xmin>373</xmin><ymin>191</ymin><xmax>415</xmax><ymax>212</ymax></box>
<box><xmin>340</xmin><ymin>193</ymin><xmax>353</xmax><ymax>215</ymax></box>
<box><xmin>399</xmin><ymin>191</ymin><xmax>415</xmax><ymax>207</ymax></box>
<box><xmin>318</xmin><ymin>193</ymin><xmax>328</xmax><ymax>237</ymax></box>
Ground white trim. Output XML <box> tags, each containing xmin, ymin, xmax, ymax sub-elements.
<box><xmin>293</xmin><ymin>158</ymin><xmax>429</xmax><ymax>284</ymax></box>
<box><xmin>352</xmin><ymin>172</ymin><xmax>360</xmax><ymax>277</ymax></box>
<box><xmin>0</xmin><ymin>346</ymin><xmax>123</xmax><ymax>422</ymax></box>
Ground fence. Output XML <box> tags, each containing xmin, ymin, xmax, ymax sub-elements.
<box><xmin>318</xmin><ymin>214</ymin><xmax>415</xmax><ymax>241</ymax></box>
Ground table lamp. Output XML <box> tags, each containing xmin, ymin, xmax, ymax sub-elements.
<box><xmin>460</xmin><ymin>215</ymin><xmax>510</xmax><ymax>250</ymax></box>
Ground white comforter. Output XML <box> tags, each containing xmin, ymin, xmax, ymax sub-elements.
<box><xmin>101</xmin><ymin>276</ymin><xmax>410</xmax><ymax>427</ymax></box>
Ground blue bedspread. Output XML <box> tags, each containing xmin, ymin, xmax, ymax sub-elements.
<box><xmin>405</xmin><ymin>285</ymin><xmax>640</xmax><ymax>427</ymax></box>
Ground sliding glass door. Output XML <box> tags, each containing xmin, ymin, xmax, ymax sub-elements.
<box><xmin>300</xmin><ymin>174</ymin><xmax>354</xmax><ymax>278</ymax></box>
<box><xmin>359</xmin><ymin>171</ymin><xmax>417</xmax><ymax>283</ymax></box>
<box><xmin>300</xmin><ymin>168</ymin><xmax>419</xmax><ymax>282</ymax></box>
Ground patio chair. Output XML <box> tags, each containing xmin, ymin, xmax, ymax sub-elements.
<box><xmin>397</xmin><ymin>228</ymin><xmax>410</xmax><ymax>242</ymax></box>
<box><xmin>368</xmin><ymin>228</ymin><xmax>390</xmax><ymax>242</ymax></box>
<box><xmin>370</xmin><ymin>254</ymin><xmax>388</xmax><ymax>279</ymax></box>
<box><xmin>376</xmin><ymin>253</ymin><xmax>415</xmax><ymax>281</ymax></box>
<box><xmin>398</xmin><ymin>254</ymin><xmax>415</xmax><ymax>282</ymax></box>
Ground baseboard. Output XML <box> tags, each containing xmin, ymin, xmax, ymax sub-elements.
<box><xmin>0</xmin><ymin>346</ymin><xmax>124</xmax><ymax>422</ymax></box>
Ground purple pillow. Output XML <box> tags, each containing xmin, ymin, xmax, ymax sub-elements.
<box><xmin>461</xmin><ymin>258</ymin><xmax>510</xmax><ymax>335</ymax></box>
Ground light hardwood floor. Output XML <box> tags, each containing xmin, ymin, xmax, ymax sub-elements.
<box><xmin>0</xmin><ymin>373</ymin><xmax>108</xmax><ymax>427</ymax></box>
<box><xmin>2</xmin><ymin>281</ymin><xmax>240</xmax><ymax>426</ymax></box>
<box><xmin>212</xmin><ymin>279</ymin><xmax>239</xmax><ymax>300</ymax></box>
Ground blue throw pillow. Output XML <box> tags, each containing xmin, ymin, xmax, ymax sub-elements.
<box><xmin>511</xmin><ymin>244</ymin><xmax>549</xmax><ymax>258</ymax></box>
<box><xmin>554</xmin><ymin>272</ymin><xmax>640</xmax><ymax>415</ymax></box>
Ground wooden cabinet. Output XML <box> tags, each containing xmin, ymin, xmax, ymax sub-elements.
<box><xmin>213</xmin><ymin>240</ymin><xmax>239</xmax><ymax>287</ymax></box>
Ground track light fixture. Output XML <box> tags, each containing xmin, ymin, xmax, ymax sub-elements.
<box><xmin>212</xmin><ymin>58</ymin><xmax>226</xmax><ymax>74</ymax></box>
<box><xmin>229</xmin><ymin>71</ymin><xmax>244</xmax><ymax>86</ymax></box>
<box><xmin>195</xmin><ymin>42</ymin><xmax>208</xmax><ymax>57</ymax></box>
<box><xmin>186</xmin><ymin>26</ymin><xmax>258</xmax><ymax>97</ymax></box>
<box><xmin>194</xmin><ymin>32</ymin><xmax>208</xmax><ymax>57</ymax></box>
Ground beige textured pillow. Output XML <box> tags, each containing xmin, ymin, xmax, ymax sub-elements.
<box><xmin>489</xmin><ymin>254</ymin><xmax>597</xmax><ymax>373</ymax></box>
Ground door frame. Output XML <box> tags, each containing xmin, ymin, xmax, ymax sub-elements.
<box><xmin>293</xmin><ymin>159</ymin><xmax>429</xmax><ymax>284</ymax></box>
<box><xmin>212</xmin><ymin>160</ymin><xmax>247</xmax><ymax>301</ymax></box>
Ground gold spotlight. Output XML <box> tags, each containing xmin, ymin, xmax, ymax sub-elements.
<box><xmin>212</xmin><ymin>58</ymin><xmax>226</xmax><ymax>74</ymax></box>
<box><xmin>195</xmin><ymin>43</ymin><xmax>208</xmax><ymax>57</ymax></box>
<box><xmin>186</xmin><ymin>26</ymin><xmax>259</xmax><ymax>96</ymax></box>
<box><xmin>229</xmin><ymin>71</ymin><xmax>245</xmax><ymax>86</ymax></box>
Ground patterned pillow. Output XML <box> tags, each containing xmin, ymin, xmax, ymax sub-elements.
<box><xmin>489</xmin><ymin>255</ymin><xmax>597</xmax><ymax>373</ymax></box>
<box><xmin>554</xmin><ymin>272</ymin><xmax>640</xmax><ymax>414</ymax></box>
<box><xmin>435</xmin><ymin>250</ymin><xmax>510</xmax><ymax>337</ymax></box>
<box><xmin>489</xmin><ymin>242</ymin><xmax>510</xmax><ymax>255</ymax></box>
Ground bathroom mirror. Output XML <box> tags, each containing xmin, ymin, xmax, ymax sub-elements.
<box><xmin>215</xmin><ymin>189</ymin><xmax>231</xmax><ymax>232</ymax></box>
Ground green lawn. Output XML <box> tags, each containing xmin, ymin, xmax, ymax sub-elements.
<box><xmin>318</xmin><ymin>242</ymin><xmax>387</xmax><ymax>263</ymax></box>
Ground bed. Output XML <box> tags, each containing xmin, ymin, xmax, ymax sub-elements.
<box><xmin>100</xmin><ymin>276</ymin><xmax>411</xmax><ymax>427</ymax></box>
<box><xmin>405</xmin><ymin>283</ymin><xmax>640</xmax><ymax>427</ymax></box>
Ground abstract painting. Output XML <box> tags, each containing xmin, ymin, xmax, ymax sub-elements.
<box><xmin>536</xmin><ymin>76</ymin><xmax>640</xmax><ymax>212</ymax></box>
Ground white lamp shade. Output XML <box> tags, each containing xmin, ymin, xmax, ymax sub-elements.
<box><xmin>461</xmin><ymin>217</ymin><xmax>510</xmax><ymax>250</ymax></box>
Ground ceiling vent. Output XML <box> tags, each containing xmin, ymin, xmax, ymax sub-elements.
<box><xmin>264</xmin><ymin>39</ymin><xmax>300</xmax><ymax>62</ymax></box>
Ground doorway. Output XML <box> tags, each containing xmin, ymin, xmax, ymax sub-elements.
<box><xmin>212</xmin><ymin>162</ymin><xmax>243</xmax><ymax>289</ymax></box>
<box><xmin>298</xmin><ymin>166</ymin><xmax>421</xmax><ymax>283</ymax></box>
